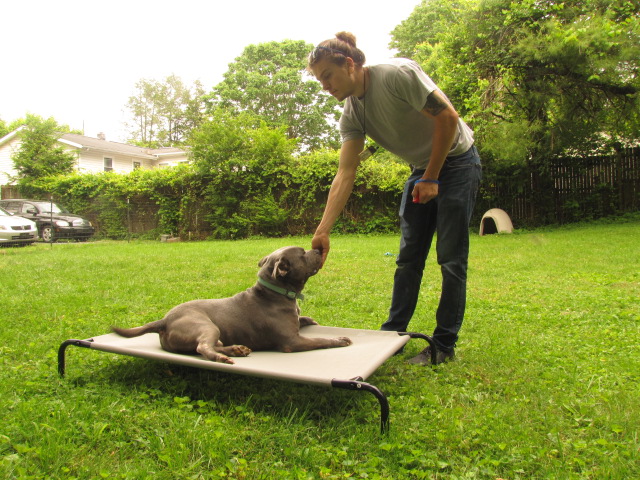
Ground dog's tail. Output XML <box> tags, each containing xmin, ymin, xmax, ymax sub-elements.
<box><xmin>111</xmin><ymin>319</ymin><xmax>166</xmax><ymax>338</ymax></box>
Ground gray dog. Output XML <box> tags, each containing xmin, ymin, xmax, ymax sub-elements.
<box><xmin>112</xmin><ymin>246</ymin><xmax>352</xmax><ymax>364</ymax></box>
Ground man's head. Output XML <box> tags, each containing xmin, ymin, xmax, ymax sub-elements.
<box><xmin>308</xmin><ymin>32</ymin><xmax>367</xmax><ymax>101</ymax></box>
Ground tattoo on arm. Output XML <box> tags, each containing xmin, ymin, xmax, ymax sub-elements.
<box><xmin>424</xmin><ymin>91</ymin><xmax>448</xmax><ymax>116</ymax></box>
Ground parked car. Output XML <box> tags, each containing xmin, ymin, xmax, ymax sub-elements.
<box><xmin>0</xmin><ymin>206</ymin><xmax>38</xmax><ymax>247</ymax></box>
<box><xmin>0</xmin><ymin>199</ymin><xmax>95</xmax><ymax>242</ymax></box>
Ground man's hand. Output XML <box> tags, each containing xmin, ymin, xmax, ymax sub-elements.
<box><xmin>311</xmin><ymin>232</ymin><xmax>330</xmax><ymax>267</ymax></box>
<box><xmin>412</xmin><ymin>181</ymin><xmax>439</xmax><ymax>204</ymax></box>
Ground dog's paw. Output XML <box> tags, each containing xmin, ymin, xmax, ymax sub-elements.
<box><xmin>299</xmin><ymin>316</ymin><xmax>319</xmax><ymax>326</ymax></box>
<box><xmin>217</xmin><ymin>355</ymin><xmax>235</xmax><ymax>364</ymax></box>
<box><xmin>335</xmin><ymin>337</ymin><xmax>352</xmax><ymax>347</ymax></box>
<box><xmin>228</xmin><ymin>345</ymin><xmax>252</xmax><ymax>357</ymax></box>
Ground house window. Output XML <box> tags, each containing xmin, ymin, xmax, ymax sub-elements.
<box><xmin>104</xmin><ymin>157</ymin><xmax>113</xmax><ymax>172</ymax></box>
<box><xmin>133</xmin><ymin>161</ymin><xmax>141</xmax><ymax>170</ymax></box>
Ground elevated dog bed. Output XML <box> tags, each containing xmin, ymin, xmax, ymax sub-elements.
<box><xmin>59</xmin><ymin>325</ymin><xmax>434</xmax><ymax>433</ymax></box>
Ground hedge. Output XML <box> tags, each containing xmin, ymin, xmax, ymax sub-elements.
<box><xmin>20</xmin><ymin>151</ymin><xmax>410</xmax><ymax>240</ymax></box>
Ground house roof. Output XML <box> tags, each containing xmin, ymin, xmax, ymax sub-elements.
<box><xmin>61</xmin><ymin>133</ymin><xmax>166</xmax><ymax>160</ymax></box>
<box><xmin>0</xmin><ymin>126</ymin><xmax>26</xmax><ymax>146</ymax></box>
<box><xmin>1</xmin><ymin>128</ymin><xmax>188</xmax><ymax>161</ymax></box>
<box><xmin>150</xmin><ymin>146</ymin><xmax>188</xmax><ymax>157</ymax></box>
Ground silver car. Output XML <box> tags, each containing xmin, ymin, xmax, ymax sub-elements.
<box><xmin>0</xmin><ymin>206</ymin><xmax>37</xmax><ymax>246</ymax></box>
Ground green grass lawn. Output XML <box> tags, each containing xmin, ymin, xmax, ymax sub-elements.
<box><xmin>1</xmin><ymin>219</ymin><xmax>638</xmax><ymax>479</ymax></box>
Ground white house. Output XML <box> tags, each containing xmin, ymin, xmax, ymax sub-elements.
<box><xmin>0</xmin><ymin>128</ymin><xmax>189</xmax><ymax>187</ymax></box>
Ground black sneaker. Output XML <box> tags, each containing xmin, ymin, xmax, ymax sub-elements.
<box><xmin>408</xmin><ymin>346</ymin><xmax>455</xmax><ymax>365</ymax></box>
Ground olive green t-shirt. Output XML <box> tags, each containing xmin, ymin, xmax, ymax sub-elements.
<box><xmin>340</xmin><ymin>58</ymin><xmax>474</xmax><ymax>169</ymax></box>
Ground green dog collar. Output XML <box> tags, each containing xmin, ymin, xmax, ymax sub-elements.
<box><xmin>258</xmin><ymin>277</ymin><xmax>304</xmax><ymax>301</ymax></box>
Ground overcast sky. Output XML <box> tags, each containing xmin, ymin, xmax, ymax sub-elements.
<box><xmin>1</xmin><ymin>0</ymin><xmax>420</xmax><ymax>142</ymax></box>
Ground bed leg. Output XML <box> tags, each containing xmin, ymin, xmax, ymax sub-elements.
<box><xmin>58</xmin><ymin>339</ymin><xmax>93</xmax><ymax>377</ymax></box>
<box><xmin>332</xmin><ymin>379</ymin><xmax>390</xmax><ymax>434</ymax></box>
<box><xmin>400</xmin><ymin>332</ymin><xmax>437</xmax><ymax>365</ymax></box>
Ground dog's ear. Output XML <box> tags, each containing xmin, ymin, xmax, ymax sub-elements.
<box><xmin>258</xmin><ymin>254</ymin><xmax>270</xmax><ymax>267</ymax></box>
<box><xmin>272</xmin><ymin>257</ymin><xmax>290</xmax><ymax>278</ymax></box>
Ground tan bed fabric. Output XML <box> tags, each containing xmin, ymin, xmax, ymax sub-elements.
<box><xmin>79</xmin><ymin>325</ymin><xmax>410</xmax><ymax>386</ymax></box>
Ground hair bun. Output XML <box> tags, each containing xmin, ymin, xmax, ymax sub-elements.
<box><xmin>335</xmin><ymin>31</ymin><xmax>357</xmax><ymax>48</ymax></box>
<box><xmin>308</xmin><ymin>31</ymin><xmax>365</xmax><ymax>68</ymax></box>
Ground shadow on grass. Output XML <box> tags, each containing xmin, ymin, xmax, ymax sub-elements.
<box><xmin>66</xmin><ymin>352</ymin><xmax>379</xmax><ymax>428</ymax></box>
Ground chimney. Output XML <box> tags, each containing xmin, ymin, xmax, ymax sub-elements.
<box><xmin>97</xmin><ymin>132</ymin><xmax>106</xmax><ymax>140</ymax></box>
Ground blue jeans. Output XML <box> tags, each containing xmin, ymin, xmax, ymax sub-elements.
<box><xmin>380</xmin><ymin>145</ymin><xmax>482</xmax><ymax>351</ymax></box>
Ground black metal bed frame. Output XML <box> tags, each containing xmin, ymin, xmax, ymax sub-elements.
<box><xmin>58</xmin><ymin>332</ymin><xmax>435</xmax><ymax>434</ymax></box>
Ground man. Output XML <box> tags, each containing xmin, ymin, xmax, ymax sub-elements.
<box><xmin>308</xmin><ymin>32</ymin><xmax>482</xmax><ymax>365</ymax></box>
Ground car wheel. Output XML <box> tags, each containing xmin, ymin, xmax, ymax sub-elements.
<box><xmin>41</xmin><ymin>226</ymin><xmax>55</xmax><ymax>243</ymax></box>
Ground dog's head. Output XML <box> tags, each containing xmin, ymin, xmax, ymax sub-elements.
<box><xmin>258</xmin><ymin>247</ymin><xmax>322</xmax><ymax>292</ymax></box>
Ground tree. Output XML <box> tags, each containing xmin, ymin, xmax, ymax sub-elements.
<box><xmin>207</xmin><ymin>40</ymin><xmax>341</xmax><ymax>151</ymax></box>
<box><xmin>390</xmin><ymin>0</ymin><xmax>472</xmax><ymax>59</ymax></box>
<box><xmin>11</xmin><ymin>114</ymin><xmax>77</xmax><ymax>186</ymax></box>
<box><xmin>0</xmin><ymin>118</ymin><xmax>9</xmax><ymax>139</ymax></box>
<box><xmin>391</xmin><ymin>0</ymin><xmax>640</xmax><ymax>165</ymax></box>
<box><xmin>189</xmin><ymin>108</ymin><xmax>298</xmax><ymax>238</ymax></box>
<box><xmin>125</xmin><ymin>75</ymin><xmax>206</xmax><ymax>147</ymax></box>
<box><xmin>189</xmin><ymin>108</ymin><xmax>296</xmax><ymax>175</ymax></box>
